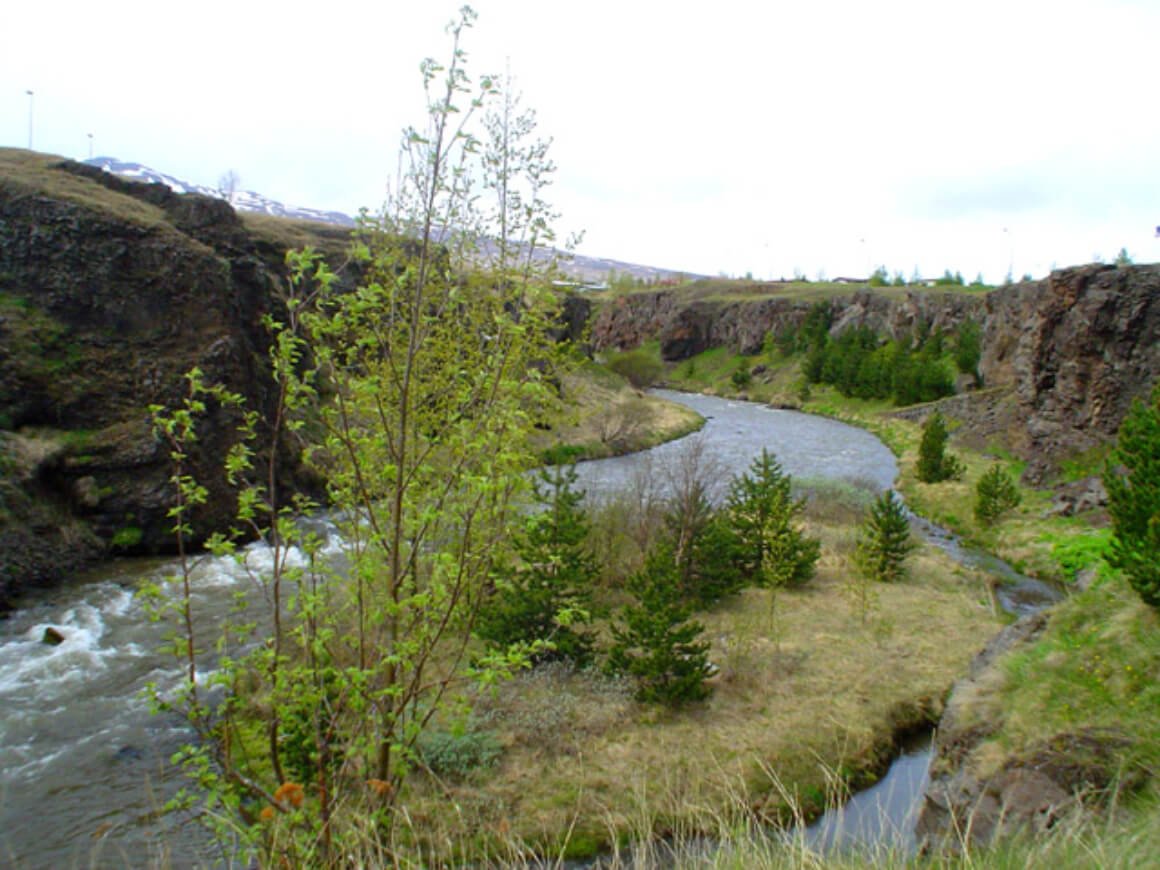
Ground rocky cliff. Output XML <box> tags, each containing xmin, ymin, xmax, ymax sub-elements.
<box><xmin>590</xmin><ymin>286</ymin><xmax>986</xmax><ymax>360</ymax></box>
<box><xmin>0</xmin><ymin>149</ymin><xmax>350</xmax><ymax>611</ymax></box>
<box><xmin>979</xmin><ymin>263</ymin><xmax>1160</xmax><ymax>481</ymax></box>
<box><xmin>589</xmin><ymin>265</ymin><xmax>1160</xmax><ymax>478</ymax></box>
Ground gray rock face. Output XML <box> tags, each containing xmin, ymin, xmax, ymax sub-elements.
<box><xmin>981</xmin><ymin>264</ymin><xmax>1160</xmax><ymax>482</ymax></box>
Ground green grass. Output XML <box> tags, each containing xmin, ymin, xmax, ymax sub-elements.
<box><xmin>110</xmin><ymin>526</ymin><xmax>143</xmax><ymax>550</ymax></box>
<box><xmin>1058</xmin><ymin>444</ymin><xmax>1114</xmax><ymax>483</ymax></box>
<box><xmin>1002</xmin><ymin>576</ymin><xmax>1158</xmax><ymax>749</ymax></box>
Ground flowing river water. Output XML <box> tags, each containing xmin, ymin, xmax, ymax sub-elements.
<box><xmin>0</xmin><ymin>391</ymin><xmax>1059</xmax><ymax>867</ymax></box>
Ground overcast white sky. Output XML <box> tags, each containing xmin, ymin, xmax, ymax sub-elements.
<box><xmin>3</xmin><ymin>0</ymin><xmax>1157</xmax><ymax>281</ymax></box>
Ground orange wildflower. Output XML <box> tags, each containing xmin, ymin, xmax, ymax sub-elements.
<box><xmin>259</xmin><ymin>806</ymin><xmax>276</xmax><ymax>822</ymax></box>
<box><xmin>367</xmin><ymin>778</ymin><xmax>393</xmax><ymax>798</ymax></box>
<box><xmin>274</xmin><ymin>781</ymin><xmax>305</xmax><ymax>808</ymax></box>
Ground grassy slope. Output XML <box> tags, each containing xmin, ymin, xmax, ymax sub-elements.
<box><xmin>537</xmin><ymin>360</ymin><xmax>704</xmax><ymax>463</ymax></box>
<box><xmin>589</xmin><ymin>277</ymin><xmax>991</xmax><ymax>305</ymax></box>
<box><xmin>0</xmin><ymin>148</ymin><xmax>168</xmax><ymax>228</ymax></box>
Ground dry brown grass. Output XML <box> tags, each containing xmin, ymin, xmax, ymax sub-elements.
<box><xmin>238</xmin><ymin>212</ymin><xmax>354</xmax><ymax>257</ymax></box>
<box><xmin>538</xmin><ymin>369</ymin><xmax>704</xmax><ymax>461</ymax></box>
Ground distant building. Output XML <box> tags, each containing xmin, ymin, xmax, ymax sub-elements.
<box><xmin>833</xmin><ymin>276</ymin><xmax>869</xmax><ymax>285</ymax></box>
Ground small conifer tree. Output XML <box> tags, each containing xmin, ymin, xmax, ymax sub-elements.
<box><xmin>954</xmin><ymin>320</ymin><xmax>982</xmax><ymax>386</ymax></box>
<box><xmin>856</xmin><ymin>490</ymin><xmax>917</xmax><ymax>583</ymax></box>
<box><xmin>476</xmin><ymin>464</ymin><xmax>597</xmax><ymax>665</ymax></box>
<box><xmin>606</xmin><ymin>548</ymin><xmax>713</xmax><ymax>705</ymax></box>
<box><xmin>725</xmin><ymin>449</ymin><xmax>820</xmax><ymax>588</ymax></box>
<box><xmin>974</xmin><ymin>464</ymin><xmax>1022</xmax><ymax>526</ymax></box>
<box><xmin>663</xmin><ymin>482</ymin><xmax>744</xmax><ymax>607</ymax></box>
<box><xmin>1104</xmin><ymin>384</ymin><xmax>1160</xmax><ymax>608</ymax></box>
<box><xmin>917</xmin><ymin>411</ymin><xmax>964</xmax><ymax>483</ymax></box>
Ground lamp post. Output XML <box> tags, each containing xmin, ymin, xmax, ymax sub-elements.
<box><xmin>26</xmin><ymin>90</ymin><xmax>34</xmax><ymax>151</ymax></box>
<box><xmin>87</xmin><ymin>133</ymin><xmax>93</xmax><ymax>160</ymax></box>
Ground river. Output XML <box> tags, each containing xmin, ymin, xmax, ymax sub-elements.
<box><xmin>0</xmin><ymin>390</ymin><xmax>1057</xmax><ymax>867</ymax></box>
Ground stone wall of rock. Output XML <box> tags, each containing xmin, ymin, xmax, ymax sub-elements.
<box><xmin>915</xmin><ymin>611</ymin><xmax>1135</xmax><ymax>851</ymax></box>
<box><xmin>590</xmin><ymin>287</ymin><xmax>985</xmax><ymax>361</ymax></box>
<box><xmin>980</xmin><ymin>263</ymin><xmax>1160</xmax><ymax>481</ymax></box>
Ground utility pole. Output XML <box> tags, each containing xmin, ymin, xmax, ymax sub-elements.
<box><xmin>26</xmin><ymin>90</ymin><xmax>34</xmax><ymax>150</ymax></box>
<box><xmin>87</xmin><ymin>133</ymin><xmax>93</xmax><ymax>159</ymax></box>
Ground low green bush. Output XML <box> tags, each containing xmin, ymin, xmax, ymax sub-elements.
<box><xmin>974</xmin><ymin>464</ymin><xmax>1021</xmax><ymax>525</ymax></box>
<box><xmin>606</xmin><ymin>347</ymin><xmax>663</xmax><ymax>388</ymax></box>
<box><xmin>417</xmin><ymin>719</ymin><xmax>502</xmax><ymax>779</ymax></box>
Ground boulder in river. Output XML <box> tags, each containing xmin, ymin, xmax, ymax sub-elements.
<box><xmin>41</xmin><ymin>626</ymin><xmax>66</xmax><ymax>646</ymax></box>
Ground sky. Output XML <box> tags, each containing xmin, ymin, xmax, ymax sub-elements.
<box><xmin>3</xmin><ymin>0</ymin><xmax>1157</xmax><ymax>282</ymax></box>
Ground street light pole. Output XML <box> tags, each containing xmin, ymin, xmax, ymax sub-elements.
<box><xmin>26</xmin><ymin>90</ymin><xmax>34</xmax><ymax>151</ymax></box>
<box><xmin>87</xmin><ymin>133</ymin><xmax>93</xmax><ymax>160</ymax></box>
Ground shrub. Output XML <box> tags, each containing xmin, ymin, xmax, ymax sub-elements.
<box><xmin>1104</xmin><ymin>384</ymin><xmax>1160</xmax><ymax>608</ymax></box>
<box><xmin>110</xmin><ymin>526</ymin><xmax>143</xmax><ymax>550</ymax></box>
<box><xmin>606</xmin><ymin>347</ymin><xmax>663</xmax><ymax>388</ymax></box>
<box><xmin>917</xmin><ymin>411</ymin><xmax>964</xmax><ymax>483</ymax></box>
<box><xmin>730</xmin><ymin>363</ymin><xmax>752</xmax><ymax>389</ymax></box>
<box><xmin>974</xmin><ymin>464</ymin><xmax>1022</xmax><ymax>526</ymax></box>
<box><xmin>856</xmin><ymin>490</ymin><xmax>917</xmax><ymax>583</ymax></box>
<box><xmin>417</xmin><ymin>719</ymin><xmax>502</xmax><ymax>779</ymax></box>
<box><xmin>954</xmin><ymin>320</ymin><xmax>982</xmax><ymax>385</ymax></box>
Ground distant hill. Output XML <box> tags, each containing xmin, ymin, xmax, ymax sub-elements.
<box><xmin>84</xmin><ymin>157</ymin><xmax>697</xmax><ymax>284</ymax></box>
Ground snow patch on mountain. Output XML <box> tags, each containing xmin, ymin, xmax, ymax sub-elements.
<box><xmin>84</xmin><ymin>158</ymin><xmax>355</xmax><ymax>227</ymax></box>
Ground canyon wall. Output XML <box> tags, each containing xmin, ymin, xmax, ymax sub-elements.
<box><xmin>590</xmin><ymin>265</ymin><xmax>1160</xmax><ymax>480</ymax></box>
<box><xmin>0</xmin><ymin>153</ymin><xmax>350</xmax><ymax>609</ymax></box>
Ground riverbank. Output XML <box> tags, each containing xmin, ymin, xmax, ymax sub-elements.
<box><xmin>385</xmin><ymin>382</ymin><xmax>1006</xmax><ymax>858</ymax></box>
<box><xmin>397</xmin><ymin>500</ymin><xmax>1001</xmax><ymax>859</ymax></box>
<box><xmin>535</xmin><ymin>365</ymin><xmax>705</xmax><ymax>465</ymax></box>
<box><xmin>658</xmin><ymin>343</ymin><xmax>1098</xmax><ymax>589</ymax></box>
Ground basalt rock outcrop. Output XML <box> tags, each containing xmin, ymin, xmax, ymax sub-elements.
<box><xmin>590</xmin><ymin>286</ymin><xmax>986</xmax><ymax>361</ymax></box>
<box><xmin>0</xmin><ymin>150</ymin><xmax>593</xmax><ymax>611</ymax></box>
<box><xmin>0</xmin><ymin>150</ymin><xmax>351</xmax><ymax>611</ymax></box>
<box><xmin>979</xmin><ymin>263</ymin><xmax>1160</xmax><ymax>482</ymax></box>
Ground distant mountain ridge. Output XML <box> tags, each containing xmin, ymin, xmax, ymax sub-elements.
<box><xmin>84</xmin><ymin>158</ymin><xmax>695</xmax><ymax>283</ymax></box>
<box><xmin>84</xmin><ymin>158</ymin><xmax>356</xmax><ymax>227</ymax></box>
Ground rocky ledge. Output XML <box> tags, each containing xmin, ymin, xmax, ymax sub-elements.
<box><xmin>915</xmin><ymin>611</ymin><xmax>1140</xmax><ymax>851</ymax></box>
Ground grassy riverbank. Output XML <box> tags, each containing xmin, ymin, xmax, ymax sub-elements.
<box><xmin>536</xmin><ymin>362</ymin><xmax>705</xmax><ymax>464</ymax></box>
<box><xmin>393</xmin><ymin>491</ymin><xmax>1001</xmax><ymax>859</ymax></box>
<box><xmin>659</xmin><ymin>342</ymin><xmax>1093</xmax><ymax>587</ymax></box>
